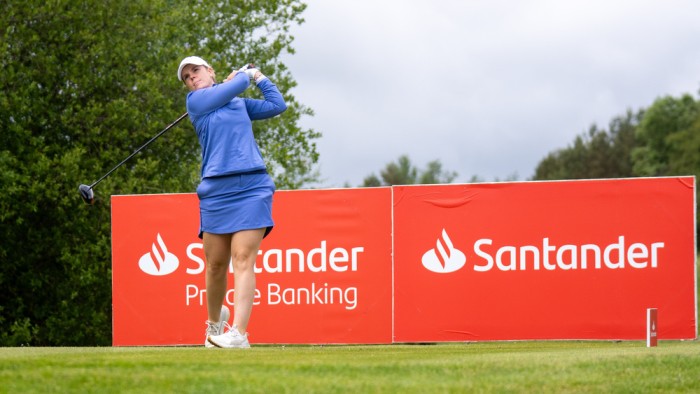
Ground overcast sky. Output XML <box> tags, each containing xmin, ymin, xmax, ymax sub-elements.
<box><xmin>282</xmin><ymin>0</ymin><xmax>700</xmax><ymax>187</ymax></box>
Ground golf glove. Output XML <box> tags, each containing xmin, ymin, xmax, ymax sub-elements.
<box><xmin>244</xmin><ymin>67</ymin><xmax>259</xmax><ymax>80</ymax></box>
<box><xmin>238</xmin><ymin>64</ymin><xmax>266</xmax><ymax>84</ymax></box>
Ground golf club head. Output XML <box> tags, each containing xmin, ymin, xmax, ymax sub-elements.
<box><xmin>78</xmin><ymin>184</ymin><xmax>95</xmax><ymax>205</ymax></box>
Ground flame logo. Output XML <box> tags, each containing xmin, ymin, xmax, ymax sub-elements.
<box><xmin>138</xmin><ymin>233</ymin><xmax>179</xmax><ymax>276</ymax></box>
<box><xmin>422</xmin><ymin>229</ymin><xmax>466</xmax><ymax>273</ymax></box>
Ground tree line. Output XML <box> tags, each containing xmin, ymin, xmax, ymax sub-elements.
<box><xmin>533</xmin><ymin>93</ymin><xmax>699</xmax><ymax>182</ymax></box>
<box><xmin>362</xmin><ymin>92</ymin><xmax>699</xmax><ymax>186</ymax></box>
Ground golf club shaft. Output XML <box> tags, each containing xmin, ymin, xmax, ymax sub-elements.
<box><xmin>88</xmin><ymin>112</ymin><xmax>189</xmax><ymax>189</ymax></box>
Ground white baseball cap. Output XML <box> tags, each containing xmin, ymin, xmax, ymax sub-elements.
<box><xmin>177</xmin><ymin>56</ymin><xmax>211</xmax><ymax>82</ymax></box>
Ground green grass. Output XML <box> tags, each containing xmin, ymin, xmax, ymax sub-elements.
<box><xmin>1</xmin><ymin>341</ymin><xmax>699</xmax><ymax>393</ymax></box>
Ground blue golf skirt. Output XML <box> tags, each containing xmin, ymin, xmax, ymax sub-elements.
<box><xmin>196</xmin><ymin>170</ymin><xmax>275</xmax><ymax>239</ymax></box>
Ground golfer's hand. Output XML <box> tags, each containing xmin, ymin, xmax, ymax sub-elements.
<box><xmin>246</xmin><ymin>68</ymin><xmax>265</xmax><ymax>83</ymax></box>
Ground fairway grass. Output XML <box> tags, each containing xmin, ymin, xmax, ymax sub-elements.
<box><xmin>1</xmin><ymin>341</ymin><xmax>699</xmax><ymax>393</ymax></box>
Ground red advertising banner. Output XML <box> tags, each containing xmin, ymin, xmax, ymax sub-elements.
<box><xmin>112</xmin><ymin>188</ymin><xmax>393</xmax><ymax>346</ymax></box>
<box><xmin>113</xmin><ymin>177</ymin><xmax>696</xmax><ymax>345</ymax></box>
<box><xmin>393</xmin><ymin>177</ymin><xmax>697</xmax><ymax>342</ymax></box>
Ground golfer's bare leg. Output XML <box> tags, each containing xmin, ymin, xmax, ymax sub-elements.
<box><xmin>231</xmin><ymin>228</ymin><xmax>265</xmax><ymax>334</ymax></box>
<box><xmin>203</xmin><ymin>232</ymin><xmax>232</xmax><ymax>322</ymax></box>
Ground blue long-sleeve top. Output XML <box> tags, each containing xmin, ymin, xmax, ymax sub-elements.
<box><xmin>185</xmin><ymin>72</ymin><xmax>287</xmax><ymax>178</ymax></box>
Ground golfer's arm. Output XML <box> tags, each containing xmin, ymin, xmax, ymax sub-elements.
<box><xmin>186</xmin><ymin>73</ymin><xmax>250</xmax><ymax>115</ymax></box>
<box><xmin>245</xmin><ymin>79</ymin><xmax>287</xmax><ymax>120</ymax></box>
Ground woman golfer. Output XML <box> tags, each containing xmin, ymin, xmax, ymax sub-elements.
<box><xmin>177</xmin><ymin>56</ymin><xmax>286</xmax><ymax>348</ymax></box>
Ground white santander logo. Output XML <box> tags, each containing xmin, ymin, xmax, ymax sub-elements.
<box><xmin>139</xmin><ymin>233</ymin><xmax>179</xmax><ymax>276</ymax></box>
<box><xmin>422</xmin><ymin>229</ymin><xmax>466</xmax><ymax>273</ymax></box>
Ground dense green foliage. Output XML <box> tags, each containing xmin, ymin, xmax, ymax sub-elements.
<box><xmin>533</xmin><ymin>110</ymin><xmax>642</xmax><ymax>180</ymax></box>
<box><xmin>632</xmin><ymin>94</ymin><xmax>700</xmax><ymax>178</ymax></box>
<box><xmin>0</xmin><ymin>0</ymin><xmax>315</xmax><ymax>345</ymax></box>
<box><xmin>1</xmin><ymin>342</ymin><xmax>699</xmax><ymax>392</ymax></box>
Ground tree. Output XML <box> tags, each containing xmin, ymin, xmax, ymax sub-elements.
<box><xmin>0</xmin><ymin>0</ymin><xmax>315</xmax><ymax>345</ymax></box>
<box><xmin>632</xmin><ymin>94</ymin><xmax>699</xmax><ymax>177</ymax></box>
<box><xmin>667</xmin><ymin>116</ymin><xmax>700</xmax><ymax>176</ymax></box>
<box><xmin>418</xmin><ymin>160</ymin><xmax>458</xmax><ymax>184</ymax></box>
<box><xmin>533</xmin><ymin>110</ymin><xmax>642</xmax><ymax>180</ymax></box>
<box><xmin>362</xmin><ymin>174</ymin><xmax>382</xmax><ymax>187</ymax></box>
<box><xmin>362</xmin><ymin>155</ymin><xmax>458</xmax><ymax>186</ymax></box>
<box><xmin>380</xmin><ymin>155</ymin><xmax>418</xmax><ymax>185</ymax></box>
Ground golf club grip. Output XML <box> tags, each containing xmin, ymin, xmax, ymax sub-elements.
<box><xmin>90</xmin><ymin>112</ymin><xmax>189</xmax><ymax>187</ymax></box>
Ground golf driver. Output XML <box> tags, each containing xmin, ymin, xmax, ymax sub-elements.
<box><xmin>78</xmin><ymin>112</ymin><xmax>189</xmax><ymax>204</ymax></box>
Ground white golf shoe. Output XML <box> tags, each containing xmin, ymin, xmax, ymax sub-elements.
<box><xmin>207</xmin><ymin>324</ymin><xmax>250</xmax><ymax>349</ymax></box>
<box><xmin>204</xmin><ymin>305</ymin><xmax>231</xmax><ymax>348</ymax></box>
